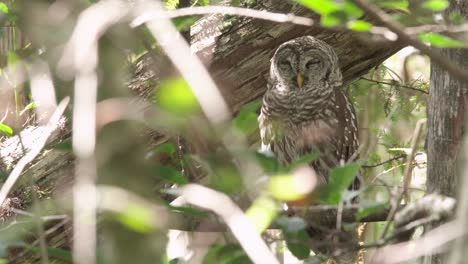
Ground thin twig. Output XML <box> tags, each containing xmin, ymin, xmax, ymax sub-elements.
<box><xmin>362</xmin><ymin>154</ymin><xmax>406</xmax><ymax>168</ymax></box>
<box><xmin>359</xmin><ymin>77</ymin><xmax>428</xmax><ymax>94</ymax></box>
<box><xmin>349</xmin><ymin>0</ymin><xmax>468</xmax><ymax>84</ymax></box>
<box><xmin>380</xmin><ymin>118</ymin><xmax>427</xmax><ymax>239</ymax></box>
<box><xmin>131</xmin><ymin>5</ymin><xmax>316</xmax><ymax>27</ymax></box>
<box><xmin>0</xmin><ymin>97</ymin><xmax>69</xmax><ymax>207</ymax></box>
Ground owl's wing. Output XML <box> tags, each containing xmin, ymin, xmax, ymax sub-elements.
<box><xmin>332</xmin><ymin>89</ymin><xmax>361</xmax><ymax>189</ymax></box>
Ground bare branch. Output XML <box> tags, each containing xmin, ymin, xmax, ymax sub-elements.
<box><xmin>131</xmin><ymin>5</ymin><xmax>316</xmax><ymax>27</ymax></box>
<box><xmin>178</xmin><ymin>184</ymin><xmax>279</xmax><ymax>264</ymax></box>
<box><xmin>380</xmin><ymin>118</ymin><xmax>427</xmax><ymax>238</ymax></box>
<box><xmin>372</xmin><ymin>220</ymin><xmax>466</xmax><ymax>263</ymax></box>
<box><xmin>135</xmin><ymin>0</ymin><xmax>231</xmax><ymax>124</ymax></box>
<box><xmin>0</xmin><ymin>97</ymin><xmax>69</xmax><ymax>207</ymax></box>
<box><xmin>359</xmin><ymin>77</ymin><xmax>429</xmax><ymax>94</ymax></box>
<box><xmin>362</xmin><ymin>154</ymin><xmax>407</xmax><ymax>168</ymax></box>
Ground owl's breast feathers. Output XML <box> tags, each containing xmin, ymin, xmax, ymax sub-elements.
<box><xmin>259</xmin><ymin>89</ymin><xmax>359</xmax><ymax>185</ymax></box>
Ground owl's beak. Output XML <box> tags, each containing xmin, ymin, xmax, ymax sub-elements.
<box><xmin>297</xmin><ymin>73</ymin><xmax>304</xmax><ymax>89</ymax></box>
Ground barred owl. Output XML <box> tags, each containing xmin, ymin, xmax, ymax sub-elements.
<box><xmin>258</xmin><ymin>36</ymin><xmax>360</xmax><ymax>262</ymax></box>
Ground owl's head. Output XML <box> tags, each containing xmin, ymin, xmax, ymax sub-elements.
<box><xmin>270</xmin><ymin>36</ymin><xmax>342</xmax><ymax>94</ymax></box>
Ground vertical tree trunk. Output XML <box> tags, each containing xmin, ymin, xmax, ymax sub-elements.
<box><xmin>426</xmin><ymin>1</ymin><xmax>468</xmax><ymax>197</ymax></box>
<box><xmin>425</xmin><ymin>1</ymin><xmax>467</xmax><ymax>263</ymax></box>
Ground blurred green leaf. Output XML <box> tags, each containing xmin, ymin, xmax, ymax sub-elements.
<box><xmin>172</xmin><ymin>16</ymin><xmax>198</xmax><ymax>31</ymax></box>
<box><xmin>0</xmin><ymin>3</ymin><xmax>8</xmax><ymax>14</ymax></box>
<box><xmin>285</xmin><ymin>152</ymin><xmax>320</xmax><ymax>172</ymax></box>
<box><xmin>421</xmin><ymin>0</ymin><xmax>449</xmax><ymax>11</ymax></box>
<box><xmin>0</xmin><ymin>123</ymin><xmax>13</xmax><ymax>136</ymax></box>
<box><xmin>233</xmin><ymin>100</ymin><xmax>261</xmax><ymax>134</ymax></box>
<box><xmin>347</xmin><ymin>20</ymin><xmax>373</xmax><ymax>32</ymax></box>
<box><xmin>295</xmin><ymin>0</ymin><xmax>339</xmax><ymax>15</ymax></box>
<box><xmin>156</xmin><ymin>78</ymin><xmax>200</xmax><ymax>116</ymax></box>
<box><xmin>28</xmin><ymin>247</ymin><xmax>72</xmax><ymax>262</ymax></box>
<box><xmin>269</xmin><ymin>174</ymin><xmax>305</xmax><ymax>201</ymax></box>
<box><xmin>319</xmin><ymin>163</ymin><xmax>360</xmax><ymax>205</ymax></box>
<box><xmin>356</xmin><ymin>202</ymin><xmax>389</xmax><ymax>220</ymax></box>
<box><xmin>246</xmin><ymin>196</ymin><xmax>279</xmax><ymax>233</ymax></box>
<box><xmin>117</xmin><ymin>204</ymin><xmax>156</xmax><ymax>233</ymax></box>
<box><xmin>19</xmin><ymin>102</ymin><xmax>36</xmax><ymax>116</ymax></box>
<box><xmin>374</xmin><ymin>0</ymin><xmax>409</xmax><ymax>12</ymax></box>
<box><xmin>343</xmin><ymin>1</ymin><xmax>363</xmax><ymax>18</ymax></box>
<box><xmin>211</xmin><ymin>164</ymin><xmax>243</xmax><ymax>194</ymax></box>
<box><xmin>164</xmin><ymin>0</ymin><xmax>179</xmax><ymax>9</ymax></box>
<box><xmin>277</xmin><ymin>216</ymin><xmax>311</xmax><ymax>260</ymax></box>
<box><xmin>52</xmin><ymin>138</ymin><xmax>73</xmax><ymax>152</ymax></box>
<box><xmin>7</xmin><ymin>51</ymin><xmax>18</xmax><ymax>66</ymax></box>
<box><xmin>203</xmin><ymin>244</ymin><xmax>252</xmax><ymax>264</ymax></box>
<box><xmin>449</xmin><ymin>13</ymin><xmax>465</xmax><ymax>25</ymax></box>
<box><xmin>320</xmin><ymin>11</ymin><xmax>347</xmax><ymax>27</ymax></box>
<box><xmin>255</xmin><ymin>152</ymin><xmax>280</xmax><ymax>173</ymax></box>
<box><xmin>418</xmin><ymin>33</ymin><xmax>467</xmax><ymax>48</ymax></box>
<box><xmin>231</xmin><ymin>0</ymin><xmax>241</xmax><ymax>6</ymax></box>
<box><xmin>167</xmin><ymin>204</ymin><xmax>207</xmax><ymax>217</ymax></box>
<box><xmin>153</xmin><ymin>165</ymin><xmax>188</xmax><ymax>185</ymax></box>
<box><xmin>154</xmin><ymin>143</ymin><xmax>177</xmax><ymax>158</ymax></box>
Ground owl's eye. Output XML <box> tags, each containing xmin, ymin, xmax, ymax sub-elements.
<box><xmin>305</xmin><ymin>58</ymin><xmax>320</xmax><ymax>69</ymax></box>
<box><xmin>279</xmin><ymin>60</ymin><xmax>292</xmax><ymax>70</ymax></box>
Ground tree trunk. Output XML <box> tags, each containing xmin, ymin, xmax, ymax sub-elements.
<box><xmin>425</xmin><ymin>1</ymin><xmax>467</xmax><ymax>263</ymax></box>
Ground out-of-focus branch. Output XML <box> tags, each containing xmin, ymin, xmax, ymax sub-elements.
<box><xmin>177</xmin><ymin>184</ymin><xmax>279</xmax><ymax>264</ymax></box>
<box><xmin>380</xmin><ymin>118</ymin><xmax>427</xmax><ymax>238</ymax></box>
<box><xmin>349</xmin><ymin>0</ymin><xmax>468</xmax><ymax>84</ymax></box>
<box><xmin>58</xmin><ymin>1</ymin><xmax>129</xmax><ymax>264</ymax></box>
<box><xmin>372</xmin><ymin>220</ymin><xmax>465</xmax><ymax>264</ymax></box>
<box><xmin>131</xmin><ymin>5</ymin><xmax>316</xmax><ymax>27</ymax></box>
<box><xmin>0</xmin><ymin>97</ymin><xmax>69</xmax><ymax>207</ymax></box>
<box><xmin>135</xmin><ymin>0</ymin><xmax>230</xmax><ymax>124</ymax></box>
<box><xmin>362</xmin><ymin>154</ymin><xmax>407</xmax><ymax>168</ymax></box>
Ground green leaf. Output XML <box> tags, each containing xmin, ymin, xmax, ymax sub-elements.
<box><xmin>421</xmin><ymin>0</ymin><xmax>449</xmax><ymax>11</ymax></box>
<box><xmin>285</xmin><ymin>153</ymin><xmax>320</xmax><ymax>172</ymax></box>
<box><xmin>255</xmin><ymin>152</ymin><xmax>280</xmax><ymax>173</ymax></box>
<box><xmin>156</xmin><ymin>78</ymin><xmax>200</xmax><ymax>116</ymax></box>
<box><xmin>117</xmin><ymin>203</ymin><xmax>157</xmax><ymax>233</ymax></box>
<box><xmin>167</xmin><ymin>204</ymin><xmax>207</xmax><ymax>217</ymax></box>
<box><xmin>154</xmin><ymin>143</ymin><xmax>177</xmax><ymax>157</ymax></box>
<box><xmin>53</xmin><ymin>138</ymin><xmax>73</xmax><ymax>151</ymax></box>
<box><xmin>246</xmin><ymin>196</ymin><xmax>279</xmax><ymax>233</ymax></box>
<box><xmin>347</xmin><ymin>20</ymin><xmax>373</xmax><ymax>32</ymax></box>
<box><xmin>277</xmin><ymin>217</ymin><xmax>311</xmax><ymax>260</ymax></box>
<box><xmin>203</xmin><ymin>244</ymin><xmax>252</xmax><ymax>264</ymax></box>
<box><xmin>153</xmin><ymin>165</ymin><xmax>188</xmax><ymax>185</ymax></box>
<box><xmin>28</xmin><ymin>247</ymin><xmax>72</xmax><ymax>262</ymax></box>
<box><xmin>343</xmin><ymin>1</ymin><xmax>363</xmax><ymax>18</ymax></box>
<box><xmin>233</xmin><ymin>100</ymin><xmax>261</xmax><ymax>135</ymax></box>
<box><xmin>319</xmin><ymin>163</ymin><xmax>360</xmax><ymax>205</ymax></box>
<box><xmin>172</xmin><ymin>16</ymin><xmax>198</xmax><ymax>32</ymax></box>
<box><xmin>295</xmin><ymin>0</ymin><xmax>339</xmax><ymax>15</ymax></box>
<box><xmin>268</xmin><ymin>174</ymin><xmax>306</xmax><ymax>201</ymax></box>
<box><xmin>375</xmin><ymin>0</ymin><xmax>409</xmax><ymax>12</ymax></box>
<box><xmin>356</xmin><ymin>202</ymin><xmax>389</xmax><ymax>221</ymax></box>
<box><xmin>0</xmin><ymin>3</ymin><xmax>8</xmax><ymax>14</ymax></box>
<box><xmin>418</xmin><ymin>33</ymin><xmax>467</xmax><ymax>48</ymax></box>
<box><xmin>19</xmin><ymin>102</ymin><xmax>36</xmax><ymax>116</ymax></box>
<box><xmin>0</xmin><ymin>123</ymin><xmax>13</xmax><ymax>136</ymax></box>
<box><xmin>320</xmin><ymin>11</ymin><xmax>347</xmax><ymax>27</ymax></box>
